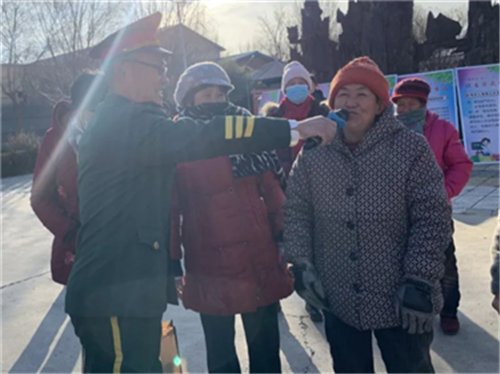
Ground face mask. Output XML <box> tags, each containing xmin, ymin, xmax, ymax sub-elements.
<box><xmin>192</xmin><ymin>102</ymin><xmax>229</xmax><ymax>115</ymax></box>
<box><xmin>285</xmin><ymin>84</ymin><xmax>309</xmax><ymax>105</ymax></box>
<box><xmin>397</xmin><ymin>107</ymin><xmax>426</xmax><ymax>134</ymax></box>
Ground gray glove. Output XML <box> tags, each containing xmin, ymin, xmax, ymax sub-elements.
<box><xmin>290</xmin><ymin>259</ymin><xmax>330</xmax><ymax>311</ymax></box>
<box><xmin>395</xmin><ymin>277</ymin><xmax>434</xmax><ymax>334</ymax></box>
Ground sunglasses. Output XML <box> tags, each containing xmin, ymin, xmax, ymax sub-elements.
<box><xmin>125</xmin><ymin>59</ymin><xmax>168</xmax><ymax>76</ymax></box>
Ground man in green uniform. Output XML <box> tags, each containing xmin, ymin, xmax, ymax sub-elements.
<box><xmin>65</xmin><ymin>13</ymin><xmax>337</xmax><ymax>372</ymax></box>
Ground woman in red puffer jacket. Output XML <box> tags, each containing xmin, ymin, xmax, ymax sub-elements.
<box><xmin>31</xmin><ymin>72</ymin><xmax>105</xmax><ymax>285</ymax></box>
<box><xmin>31</xmin><ymin>101</ymin><xmax>78</xmax><ymax>284</ymax></box>
<box><xmin>170</xmin><ymin>62</ymin><xmax>293</xmax><ymax>374</ymax></box>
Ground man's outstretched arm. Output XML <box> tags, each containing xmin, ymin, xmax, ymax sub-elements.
<box><xmin>135</xmin><ymin>111</ymin><xmax>337</xmax><ymax>166</ymax></box>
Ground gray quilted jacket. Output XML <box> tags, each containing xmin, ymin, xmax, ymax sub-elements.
<box><xmin>284</xmin><ymin>108</ymin><xmax>452</xmax><ymax>330</ymax></box>
<box><xmin>491</xmin><ymin>222</ymin><xmax>499</xmax><ymax>295</ymax></box>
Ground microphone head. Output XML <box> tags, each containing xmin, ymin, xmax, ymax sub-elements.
<box><xmin>334</xmin><ymin>108</ymin><xmax>349</xmax><ymax>122</ymax></box>
<box><xmin>304</xmin><ymin>108</ymin><xmax>350</xmax><ymax>151</ymax></box>
<box><xmin>328</xmin><ymin>108</ymin><xmax>349</xmax><ymax>128</ymax></box>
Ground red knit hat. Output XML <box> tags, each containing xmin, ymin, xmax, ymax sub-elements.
<box><xmin>328</xmin><ymin>56</ymin><xmax>390</xmax><ymax>108</ymax></box>
<box><xmin>391</xmin><ymin>78</ymin><xmax>431</xmax><ymax>104</ymax></box>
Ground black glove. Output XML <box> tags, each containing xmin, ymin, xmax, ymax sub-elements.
<box><xmin>396</xmin><ymin>277</ymin><xmax>434</xmax><ymax>334</ymax></box>
<box><xmin>291</xmin><ymin>259</ymin><xmax>330</xmax><ymax>311</ymax></box>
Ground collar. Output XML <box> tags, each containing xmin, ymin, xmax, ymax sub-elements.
<box><xmin>329</xmin><ymin>107</ymin><xmax>404</xmax><ymax>157</ymax></box>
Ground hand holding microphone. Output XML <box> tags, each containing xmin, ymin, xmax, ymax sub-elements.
<box><xmin>303</xmin><ymin>109</ymin><xmax>349</xmax><ymax>150</ymax></box>
<box><xmin>294</xmin><ymin>116</ymin><xmax>336</xmax><ymax>146</ymax></box>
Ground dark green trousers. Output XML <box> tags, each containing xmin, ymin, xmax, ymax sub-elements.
<box><xmin>71</xmin><ymin>315</ymin><xmax>163</xmax><ymax>373</ymax></box>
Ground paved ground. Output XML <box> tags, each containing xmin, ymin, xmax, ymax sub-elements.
<box><xmin>1</xmin><ymin>164</ymin><xmax>499</xmax><ymax>373</ymax></box>
<box><xmin>452</xmin><ymin>164</ymin><xmax>499</xmax><ymax>215</ymax></box>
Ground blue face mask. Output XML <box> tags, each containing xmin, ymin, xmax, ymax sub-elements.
<box><xmin>285</xmin><ymin>84</ymin><xmax>309</xmax><ymax>104</ymax></box>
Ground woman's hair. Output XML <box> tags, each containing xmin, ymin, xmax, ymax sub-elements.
<box><xmin>70</xmin><ymin>70</ymin><xmax>107</xmax><ymax>111</ymax></box>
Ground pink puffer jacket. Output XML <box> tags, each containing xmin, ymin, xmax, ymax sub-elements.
<box><xmin>423</xmin><ymin>111</ymin><xmax>472</xmax><ymax>201</ymax></box>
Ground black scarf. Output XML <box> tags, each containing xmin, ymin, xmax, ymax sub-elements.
<box><xmin>179</xmin><ymin>102</ymin><xmax>286</xmax><ymax>189</ymax></box>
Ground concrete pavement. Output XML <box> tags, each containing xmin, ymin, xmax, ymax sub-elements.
<box><xmin>1</xmin><ymin>165</ymin><xmax>499</xmax><ymax>373</ymax></box>
<box><xmin>452</xmin><ymin>164</ymin><xmax>499</xmax><ymax>216</ymax></box>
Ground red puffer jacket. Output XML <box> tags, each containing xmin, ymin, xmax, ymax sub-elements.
<box><xmin>170</xmin><ymin>156</ymin><xmax>293</xmax><ymax>315</ymax></box>
<box><xmin>424</xmin><ymin>111</ymin><xmax>473</xmax><ymax>201</ymax></box>
<box><xmin>31</xmin><ymin>101</ymin><xmax>79</xmax><ymax>285</ymax></box>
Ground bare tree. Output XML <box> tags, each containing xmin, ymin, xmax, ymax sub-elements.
<box><xmin>1</xmin><ymin>2</ymin><xmax>39</xmax><ymax>131</ymax></box>
<box><xmin>413</xmin><ymin>5</ymin><xmax>428</xmax><ymax>43</ymax></box>
<box><xmin>253</xmin><ymin>7</ymin><xmax>293</xmax><ymax>61</ymax></box>
<box><xmin>131</xmin><ymin>0</ymin><xmax>216</xmax><ymax>41</ymax></box>
<box><xmin>414</xmin><ymin>4</ymin><xmax>468</xmax><ymax>70</ymax></box>
<box><xmin>237</xmin><ymin>40</ymin><xmax>257</xmax><ymax>54</ymax></box>
<box><xmin>319</xmin><ymin>0</ymin><xmax>340</xmax><ymax>41</ymax></box>
<box><xmin>413</xmin><ymin>4</ymin><xmax>467</xmax><ymax>44</ymax></box>
<box><xmin>251</xmin><ymin>0</ymin><xmax>338</xmax><ymax>61</ymax></box>
<box><xmin>26</xmin><ymin>0</ymin><xmax>125</xmax><ymax>103</ymax></box>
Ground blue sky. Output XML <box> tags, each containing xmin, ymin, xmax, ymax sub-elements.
<box><xmin>200</xmin><ymin>0</ymin><xmax>470</xmax><ymax>55</ymax></box>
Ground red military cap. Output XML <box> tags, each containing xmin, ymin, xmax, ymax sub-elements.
<box><xmin>89</xmin><ymin>12</ymin><xmax>171</xmax><ymax>60</ymax></box>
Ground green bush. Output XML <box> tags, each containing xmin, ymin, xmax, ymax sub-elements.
<box><xmin>3</xmin><ymin>131</ymin><xmax>40</xmax><ymax>153</ymax></box>
<box><xmin>2</xmin><ymin>132</ymin><xmax>40</xmax><ymax>177</ymax></box>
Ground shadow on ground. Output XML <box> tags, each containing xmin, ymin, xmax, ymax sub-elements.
<box><xmin>9</xmin><ymin>290</ymin><xmax>81</xmax><ymax>373</ymax></box>
<box><xmin>432</xmin><ymin>312</ymin><xmax>499</xmax><ymax>373</ymax></box>
<box><xmin>279</xmin><ymin>314</ymin><xmax>321</xmax><ymax>373</ymax></box>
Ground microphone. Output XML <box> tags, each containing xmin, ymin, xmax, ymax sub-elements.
<box><xmin>303</xmin><ymin>109</ymin><xmax>349</xmax><ymax>150</ymax></box>
<box><xmin>328</xmin><ymin>108</ymin><xmax>349</xmax><ymax>129</ymax></box>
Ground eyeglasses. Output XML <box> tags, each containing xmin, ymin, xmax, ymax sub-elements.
<box><xmin>125</xmin><ymin>59</ymin><xmax>168</xmax><ymax>76</ymax></box>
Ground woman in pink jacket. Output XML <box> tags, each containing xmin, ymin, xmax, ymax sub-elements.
<box><xmin>392</xmin><ymin>78</ymin><xmax>473</xmax><ymax>335</ymax></box>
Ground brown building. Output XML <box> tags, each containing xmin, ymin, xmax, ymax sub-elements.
<box><xmin>158</xmin><ymin>23</ymin><xmax>225</xmax><ymax>78</ymax></box>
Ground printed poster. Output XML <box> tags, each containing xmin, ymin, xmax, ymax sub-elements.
<box><xmin>398</xmin><ymin>69</ymin><xmax>459</xmax><ymax>130</ymax></box>
<box><xmin>385</xmin><ymin>74</ymin><xmax>397</xmax><ymax>96</ymax></box>
<box><xmin>456</xmin><ymin>64</ymin><xmax>499</xmax><ymax>163</ymax></box>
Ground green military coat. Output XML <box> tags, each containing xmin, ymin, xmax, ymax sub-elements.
<box><xmin>65</xmin><ymin>94</ymin><xmax>291</xmax><ymax>317</ymax></box>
